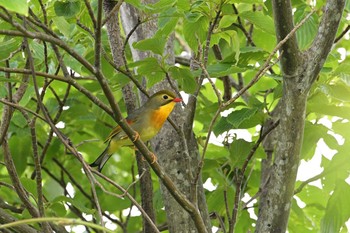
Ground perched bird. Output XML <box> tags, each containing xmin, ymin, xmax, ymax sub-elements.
<box><xmin>90</xmin><ymin>90</ymin><xmax>182</xmax><ymax>171</ymax></box>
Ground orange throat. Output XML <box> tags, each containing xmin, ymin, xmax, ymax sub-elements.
<box><xmin>151</xmin><ymin>102</ymin><xmax>176</xmax><ymax>130</ymax></box>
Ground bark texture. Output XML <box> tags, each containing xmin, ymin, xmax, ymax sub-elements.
<box><xmin>256</xmin><ymin>1</ymin><xmax>346</xmax><ymax>232</ymax></box>
<box><xmin>103</xmin><ymin>2</ymin><xmax>157</xmax><ymax>233</ymax></box>
<box><xmin>104</xmin><ymin>0</ymin><xmax>211</xmax><ymax>232</ymax></box>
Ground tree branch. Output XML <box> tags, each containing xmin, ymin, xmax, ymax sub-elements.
<box><xmin>306</xmin><ymin>0</ymin><xmax>346</xmax><ymax>85</ymax></box>
<box><xmin>272</xmin><ymin>0</ymin><xmax>300</xmax><ymax>76</ymax></box>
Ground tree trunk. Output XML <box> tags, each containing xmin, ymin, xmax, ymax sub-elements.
<box><xmin>256</xmin><ymin>0</ymin><xmax>346</xmax><ymax>232</ymax></box>
<box><xmin>104</xmin><ymin>0</ymin><xmax>212</xmax><ymax>232</ymax></box>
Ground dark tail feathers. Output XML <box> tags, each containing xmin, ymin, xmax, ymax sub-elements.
<box><xmin>90</xmin><ymin>147</ymin><xmax>111</xmax><ymax>172</ymax></box>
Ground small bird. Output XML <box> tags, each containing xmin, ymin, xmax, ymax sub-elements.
<box><xmin>90</xmin><ymin>90</ymin><xmax>182</xmax><ymax>171</ymax></box>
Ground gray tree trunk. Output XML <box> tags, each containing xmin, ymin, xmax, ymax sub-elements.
<box><xmin>256</xmin><ymin>1</ymin><xmax>346</xmax><ymax>232</ymax></box>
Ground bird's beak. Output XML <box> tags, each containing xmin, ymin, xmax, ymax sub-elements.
<box><xmin>173</xmin><ymin>97</ymin><xmax>182</xmax><ymax>102</ymax></box>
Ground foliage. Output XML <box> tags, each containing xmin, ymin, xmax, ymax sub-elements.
<box><xmin>0</xmin><ymin>0</ymin><xmax>349</xmax><ymax>232</ymax></box>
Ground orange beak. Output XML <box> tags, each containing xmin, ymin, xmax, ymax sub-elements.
<box><xmin>173</xmin><ymin>97</ymin><xmax>182</xmax><ymax>102</ymax></box>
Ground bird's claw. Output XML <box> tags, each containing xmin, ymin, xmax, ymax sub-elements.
<box><xmin>141</xmin><ymin>152</ymin><xmax>157</xmax><ymax>164</ymax></box>
<box><xmin>149</xmin><ymin>152</ymin><xmax>157</xmax><ymax>164</ymax></box>
<box><xmin>132</xmin><ymin>132</ymin><xmax>140</xmax><ymax>142</ymax></box>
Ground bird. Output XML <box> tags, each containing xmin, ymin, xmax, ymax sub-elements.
<box><xmin>90</xmin><ymin>90</ymin><xmax>182</xmax><ymax>172</ymax></box>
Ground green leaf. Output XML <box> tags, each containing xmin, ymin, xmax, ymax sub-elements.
<box><xmin>183</xmin><ymin>15</ymin><xmax>209</xmax><ymax>51</ymax></box>
<box><xmin>129</xmin><ymin>57</ymin><xmax>164</xmax><ymax>76</ymax></box>
<box><xmin>333</xmin><ymin>62</ymin><xmax>350</xmax><ymax>86</ymax></box>
<box><xmin>0</xmin><ymin>77</ymin><xmax>22</xmax><ymax>83</ymax></box>
<box><xmin>229</xmin><ymin>139</ymin><xmax>252</xmax><ymax>167</ymax></box>
<box><xmin>207</xmin><ymin>186</ymin><xmax>234</xmax><ymax>214</ymax></box>
<box><xmin>239</xmin><ymin>11</ymin><xmax>275</xmax><ymax>34</ymax></box>
<box><xmin>214</xmin><ymin>116</ymin><xmax>233</xmax><ymax>135</ymax></box>
<box><xmin>54</xmin><ymin>196</ymin><xmax>95</xmax><ymax>214</ymax></box>
<box><xmin>48</xmin><ymin>202</ymin><xmax>67</xmax><ymax>217</ymax></box>
<box><xmin>43</xmin><ymin>178</ymin><xmax>65</xmax><ymax>201</ymax></box>
<box><xmin>133</xmin><ymin>36</ymin><xmax>167</xmax><ymax>55</ymax></box>
<box><xmin>54</xmin><ymin>0</ymin><xmax>81</xmax><ymax>18</ymax></box>
<box><xmin>227</xmin><ymin>107</ymin><xmax>259</xmax><ymax>128</ymax></box>
<box><xmin>52</xmin><ymin>17</ymin><xmax>76</xmax><ymax>38</ymax></box>
<box><xmin>301</xmin><ymin>122</ymin><xmax>326</xmax><ymax>160</ymax></box>
<box><xmin>0</xmin><ymin>37</ymin><xmax>22</xmax><ymax>60</ymax></box>
<box><xmin>168</xmin><ymin>66</ymin><xmax>196</xmax><ymax>93</ymax></box>
<box><xmin>218</xmin><ymin>15</ymin><xmax>237</xmax><ymax>29</ymax></box>
<box><xmin>228</xmin><ymin>0</ymin><xmax>263</xmax><ymax>3</ymax></box>
<box><xmin>128</xmin><ymin>57</ymin><xmax>165</xmax><ymax>88</ymax></box>
<box><xmin>205</xmin><ymin>144</ymin><xmax>229</xmax><ymax>159</ymax></box>
<box><xmin>0</xmin><ymin>0</ymin><xmax>28</xmax><ymax>16</ymax></box>
<box><xmin>158</xmin><ymin>14</ymin><xmax>179</xmax><ymax>38</ymax></box>
<box><xmin>206</xmin><ymin>63</ymin><xmax>247</xmax><ymax>77</ymax></box>
<box><xmin>295</xmin><ymin>10</ymin><xmax>318</xmax><ymax>50</ymax></box>
<box><xmin>20</xmin><ymin>177</ymin><xmax>37</xmax><ymax>197</ymax></box>
<box><xmin>9</xmin><ymin>135</ymin><xmax>31</xmax><ymax>176</ymax></box>
<box><xmin>252</xmin><ymin>28</ymin><xmax>276</xmax><ymax>52</ymax></box>
<box><xmin>321</xmin><ymin>180</ymin><xmax>350</xmax><ymax>233</ymax></box>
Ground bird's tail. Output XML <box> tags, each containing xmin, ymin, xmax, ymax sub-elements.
<box><xmin>90</xmin><ymin>145</ymin><xmax>111</xmax><ymax>172</ymax></box>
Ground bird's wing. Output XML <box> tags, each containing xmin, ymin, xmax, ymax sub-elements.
<box><xmin>104</xmin><ymin>119</ymin><xmax>134</xmax><ymax>143</ymax></box>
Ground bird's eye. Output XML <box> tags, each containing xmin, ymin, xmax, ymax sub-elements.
<box><xmin>162</xmin><ymin>95</ymin><xmax>169</xmax><ymax>100</ymax></box>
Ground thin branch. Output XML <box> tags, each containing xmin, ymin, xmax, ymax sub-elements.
<box><xmin>230</xmin><ymin>120</ymin><xmax>279</xmax><ymax>233</ymax></box>
<box><xmin>0</xmin><ymin>66</ymin><xmax>112</xmax><ymax>116</ymax></box>
<box><xmin>20</xmin><ymin>110</ymin><xmax>52</xmax><ymax>233</ymax></box>
<box><xmin>94</xmin><ymin>0</ymin><xmax>103</xmax><ymax>70</ymax></box>
<box><xmin>2</xmin><ymin>139</ymin><xmax>40</xmax><ymax>217</ymax></box>
<box><xmin>185</xmin><ymin>6</ymin><xmax>222</xmax><ymax>136</ymax></box>
<box><xmin>334</xmin><ymin>24</ymin><xmax>350</xmax><ymax>43</ymax></box>
<box><xmin>294</xmin><ymin>172</ymin><xmax>325</xmax><ymax>195</ymax></box>
<box><xmin>197</xmin><ymin>61</ymin><xmax>222</xmax><ymax>105</ymax></box>
<box><xmin>52</xmin><ymin>158</ymin><xmax>92</xmax><ymax>200</ymax></box>
<box><xmin>232</xmin><ymin>4</ymin><xmax>255</xmax><ymax>46</ymax></box>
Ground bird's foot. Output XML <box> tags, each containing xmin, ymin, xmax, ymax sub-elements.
<box><xmin>141</xmin><ymin>152</ymin><xmax>157</xmax><ymax>164</ymax></box>
<box><xmin>149</xmin><ymin>152</ymin><xmax>157</xmax><ymax>164</ymax></box>
<box><xmin>132</xmin><ymin>131</ymin><xmax>140</xmax><ymax>142</ymax></box>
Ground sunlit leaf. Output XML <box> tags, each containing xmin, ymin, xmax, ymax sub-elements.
<box><xmin>321</xmin><ymin>181</ymin><xmax>350</xmax><ymax>233</ymax></box>
<box><xmin>239</xmin><ymin>11</ymin><xmax>275</xmax><ymax>34</ymax></box>
<box><xmin>0</xmin><ymin>0</ymin><xmax>28</xmax><ymax>16</ymax></box>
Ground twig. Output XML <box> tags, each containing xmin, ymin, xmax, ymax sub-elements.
<box><xmin>122</xmin><ymin>168</ymin><xmax>147</xmax><ymax>197</ymax></box>
<box><xmin>0</xmin><ymin>99</ymin><xmax>47</xmax><ymax>122</ymax></box>
<box><xmin>122</xmin><ymin>18</ymin><xmax>142</xmax><ymax>73</ymax></box>
<box><xmin>334</xmin><ymin>24</ymin><xmax>350</xmax><ymax>43</ymax></box>
<box><xmin>2</xmin><ymin>139</ymin><xmax>40</xmax><ymax>217</ymax></box>
<box><xmin>294</xmin><ymin>172</ymin><xmax>325</xmax><ymax>194</ymax></box>
<box><xmin>94</xmin><ymin>0</ymin><xmax>103</xmax><ymax>71</ymax></box>
<box><xmin>232</xmin><ymin>4</ymin><xmax>255</xmax><ymax>46</ymax></box>
<box><xmin>83</xmin><ymin>0</ymin><xmax>97</xmax><ymax>28</ymax></box>
<box><xmin>20</xmin><ymin>109</ymin><xmax>52</xmax><ymax>233</ymax></box>
<box><xmin>52</xmin><ymin>158</ymin><xmax>92</xmax><ymax>200</ymax></box>
<box><xmin>197</xmin><ymin>61</ymin><xmax>222</xmax><ymax>105</ymax></box>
